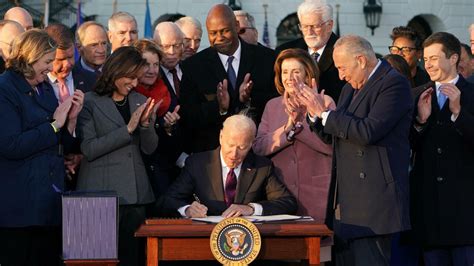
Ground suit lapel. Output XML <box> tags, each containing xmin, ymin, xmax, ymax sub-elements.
<box><xmin>94</xmin><ymin>93</ymin><xmax>125</xmax><ymax>126</ymax></box>
<box><xmin>234</xmin><ymin>152</ymin><xmax>257</xmax><ymax>204</ymax></box>
<box><xmin>207</xmin><ymin>148</ymin><xmax>225</xmax><ymax>202</ymax></box>
<box><xmin>207</xmin><ymin>48</ymin><xmax>227</xmax><ymax>85</ymax></box>
<box><xmin>33</xmin><ymin>82</ymin><xmax>58</xmax><ymax>113</ymax></box>
<box><xmin>348</xmin><ymin>60</ymin><xmax>390</xmax><ymax>113</ymax></box>
<box><xmin>318</xmin><ymin>33</ymin><xmax>338</xmax><ymax>72</ymax></box>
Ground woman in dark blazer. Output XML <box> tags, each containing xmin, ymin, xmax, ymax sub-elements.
<box><xmin>76</xmin><ymin>46</ymin><xmax>159</xmax><ymax>266</ymax></box>
<box><xmin>0</xmin><ymin>30</ymin><xmax>82</xmax><ymax>265</ymax></box>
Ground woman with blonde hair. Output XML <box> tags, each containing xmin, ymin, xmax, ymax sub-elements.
<box><xmin>0</xmin><ymin>29</ymin><xmax>82</xmax><ymax>265</ymax></box>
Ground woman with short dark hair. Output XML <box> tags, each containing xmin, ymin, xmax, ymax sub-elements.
<box><xmin>77</xmin><ymin>46</ymin><xmax>159</xmax><ymax>266</ymax></box>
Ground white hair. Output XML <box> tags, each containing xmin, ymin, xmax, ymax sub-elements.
<box><xmin>334</xmin><ymin>34</ymin><xmax>376</xmax><ymax>61</ymax></box>
<box><xmin>108</xmin><ymin>11</ymin><xmax>137</xmax><ymax>32</ymax></box>
<box><xmin>233</xmin><ymin>10</ymin><xmax>256</xmax><ymax>28</ymax></box>
<box><xmin>222</xmin><ymin>114</ymin><xmax>256</xmax><ymax>139</ymax></box>
<box><xmin>175</xmin><ymin>16</ymin><xmax>202</xmax><ymax>33</ymax></box>
<box><xmin>297</xmin><ymin>0</ymin><xmax>333</xmax><ymax>21</ymax></box>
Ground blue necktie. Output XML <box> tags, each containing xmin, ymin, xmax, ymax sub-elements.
<box><xmin>437</xmin><ymin>88</ymin><xmax>447</xmax><ymax>109</ymax></box>
<box><xmin>312</xmin><ymin>52</ymin><xmax>320</xmax><ymax>63</ymax></box>
<box><xmin>227</xmin><ymin>56</ymin><xmax>237</xmax><ymax>90</ymax></box>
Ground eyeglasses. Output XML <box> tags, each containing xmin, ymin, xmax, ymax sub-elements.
<box><xmin>238</xmin><ymin>27</ymin><xmax>256</xmax><ymax>34</ymax></box>
<box><xmin>388</xmin><ymin>46</ymin><xmax>417</xmax><ymax>55</ymax></box>
<box><xmin>158</xmin><ymin>43</ymin><xmax>183</xmax><ymax>51</ymax></box>
<box><xmin>298</xmin><ymin>20</ymin><xmax>331</xmax><ymax>32</ymax></box>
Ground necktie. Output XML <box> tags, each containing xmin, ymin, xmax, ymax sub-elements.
<box><xmin>437</xmin><ymin>87</ymin><xmax>447</xmax><ymax>109</ymax></box>
<box><xmin>58</xmin><ymin>79</ymin><xmax>70</xmax><ymax>103</ymax></box>
<box><xmin>312</xmin><ymin>52</ymin><xmax>320</xmax><ymax>63</ymax></box>
<box><xmin>224</xmin><ymin>168</ymin><xmax>237</xmax><ymax>207</ymax></box>
<box><xmin>169</xmin><ymin>68</ymin><xmax>180</xmax><ymax>97</ymax></box>
<box><xmin>227</xmin><ymin>56</ymin><xmax>237</xmax><ymax>90</ymax></box>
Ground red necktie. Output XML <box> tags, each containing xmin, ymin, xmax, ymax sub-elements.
<box><xmin>224</xmin><ymin>168</ymin><xmax>237</xmax><ymax>207</ymax></box>
<box><xmin>58</xmin><ymin>79</ymin><xmax>70</xmax><ymax>103</ymax></box>
<box><xmin>169</xmin><ymin>68</ymin><xmax>180</xmax><ymax>97</ymax></box>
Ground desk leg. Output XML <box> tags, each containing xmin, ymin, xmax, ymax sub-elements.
<box><xmin>147</xmin><ymin>237</ymin><xmax>158</xmax><ymax>266</ymax></box>
<box><xmin>306</xmin><ymin>237</ymin><xmax>320</xmax><ymax>266</ymax></box>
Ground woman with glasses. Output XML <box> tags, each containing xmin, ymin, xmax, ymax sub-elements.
<box><xmin>76</xmin><ymin>46</ymin><xmax>159</xmax><ymax>266</ymax></box>
<box><xmin>253</xmin><ymin>48</ymin><xmax>334</xmax><ymax>223</ymax></box>
<box><xmin>0</xmin><ymin>29</ymin><xmax>81</xmax><ymax>265</ymax></box>
<box><xmin>389</xmin><ymin>26</ymin><xmax>430</xmax><ymax>87</ymax></box>
<box><xmin>133</xmin><ymin>39</ymin><xmax>182</xmax><ymax>216</ymax></box>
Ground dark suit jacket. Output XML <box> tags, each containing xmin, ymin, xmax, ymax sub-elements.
<box><xmin>312</xmin><ymin>60</ymin><xmax>413</xmax><ymax>239</ymax></box>
<box><xmin>410</xmin><ymin>77</ymin><xmax>474</xmax><ymax>246</ymax></box>
<box><xmin>72</xmin><ymin>57</ymin><xmax>99</xmax><ymax>93</ymax></box>
<box><xmin>0</xmin><ymin>70</ymin><xmax>67</xmax><ymax>227</ymax></box>
<box><xmin>276</xmin><ymin>33</ymin><xmax>346</xmax><ymax>103</ymax></box>
<box><xmin>164</xmin><ymin>148</ymin><xmax>297</xmax><ymax>216</ymax></box>
<box><xmin>180</xmin><ymin>40</ymin><xmax>278</xmax><ymax>153</ymax></box>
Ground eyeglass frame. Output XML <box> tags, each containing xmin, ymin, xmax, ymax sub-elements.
<box><xmin>298</xmin><ymin>19</ymin><xmax>331</xmax><ymax>32</ymax></box>
<box><xmin>238</xmin><ymin>27</ymin><xmax>256</xmax><ymax>35</ymax></box>
<box><xmin>158</xmin><ymin>43</ymin><xmax>184</xmax><ymax>51</ymax></box>
<box><xmin>388</xmin><ymin>45</ymin><xmax>418</xmax><ymax>55</ymax></box>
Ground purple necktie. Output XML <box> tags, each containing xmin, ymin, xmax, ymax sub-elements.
<box><xmin>224</xmin><ymin>168</ymin><xmax>237</xmax><ymax>207</ymax></box>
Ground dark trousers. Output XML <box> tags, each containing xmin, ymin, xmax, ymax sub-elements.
<box><xmin>119</xmin><ymin>205</ymin><xmax>147</xmax><ymax>266</ymax></box>
<box><xmin>424</xmin><ymin>245</ymin><xmax>474</xmax><ymax>266</ymax></box>
<box><xmin>0</xmin><ymin>226</ymin><xmax>61</xmax><ymax>266</ymax></box>
<box><xmin>335</xmin><ymin>234</ymin><xmax>392</xmax><ymax>266</ymax></box>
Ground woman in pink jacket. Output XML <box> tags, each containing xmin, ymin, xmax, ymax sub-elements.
<box><xmin>253</xmin><ymin>48</ymin><xmax>334</xmax><ymax>223</ymax></box>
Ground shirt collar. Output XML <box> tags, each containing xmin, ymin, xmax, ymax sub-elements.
<box><xmin>368</xmin><ymin>59</ymin><xmax>382</xmax><ymax>80</ymax></box>
<box><xmin>435</xmin><ymin>75</ymin><xmax>460</xmax><ymax>91</ymax></box>
<box><xmin>217</xmin><ymin>40</ymin><xmax>242</xmax><ymax>68</ymax></box>
<box><xmin>80</xmin><ymin>57</ymin><xmax>102</xmax><ymax>73</ymax></box>
<box><xmin>47</xmin><ymin>71</ymin><xmax>73</xmax><ymax>84</ymax></box>
<box><xmin>219</xmin><ymin>149</ymin><xmax>243</xmax><ymax>172</ymax></box>
<box><xmin>308</xmin><ymin>44</ymin><xmax>327</xmax><ymax>61</ymax></box>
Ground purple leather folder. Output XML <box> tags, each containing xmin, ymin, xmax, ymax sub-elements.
<box><xmin>62</xmin><ymin>191</ymin><xmax>118</xmax><ymax>259</ymax></box>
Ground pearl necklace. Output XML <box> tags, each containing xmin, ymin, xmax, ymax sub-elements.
<box><xmin>113</xmin><ymin>96</ymin><xmax>128</xmax><ymax>107</ymax></box>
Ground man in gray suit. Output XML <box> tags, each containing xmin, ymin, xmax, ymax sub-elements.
<box><xmin>299</xmin><ymin>35</ymin><xmax>412</xmax><ymax>265</ymax></box>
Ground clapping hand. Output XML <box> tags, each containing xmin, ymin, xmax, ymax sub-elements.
<box><xmin>417</xmin><ymin>88</ymin><xmax>433</xmax><ymax>124</ymax></box>
<box><xmin>239</xmin><ymin>73</ymin><xmax>253</xmax><ymax>103</ymax></box>
<box><xmin>140</xmin><ymin>98</ymin><xmax>161</xmax><ymax>128</ymax></box>
<box><xmin>53</xmin><ymin>97</ymin><xmax>73</xmax><ymax>129</ymax></box>
<box><xmin>440</xmin><ymin>83</ymin><xmax>461</xmax><ymax>116</ymax></box>
<box><xmin>294</xmin><ymin>78</ymin><xmax>326</xmax><ymax>118</ymax></box>
<box><xmin>217</xmin><ymin>79</ymin><xmax>230</xmax><ymax>113</ymax></box>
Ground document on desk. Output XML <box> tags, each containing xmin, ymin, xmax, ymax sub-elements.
<box><xmin>191</xmin><ymin>215</ymin><xmax>313</xmax><ymax>223</ymax></box>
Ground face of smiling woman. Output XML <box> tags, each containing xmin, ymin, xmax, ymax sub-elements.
<box><xmin>27</xmin><ymin>51</ymin><xmax>55</xmax><ymax>86</ymax></box>
<box><xmin>112</xmin><ymin>67</ymin><xmax>146</xmax><ymax>101</ymax></box>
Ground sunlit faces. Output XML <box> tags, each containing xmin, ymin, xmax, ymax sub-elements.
<box><xmin>281</xmin><ymin>58</ymin><xmax>307</xmax><ymax>94</ymax></box>
<box><xmin>0</xmin><ymin>23</ymin><xmax>24</xmax><ymax>59</ymax></box>
<box><xmin>219</xmin><ymin>129</ymin><xmax>253</xmax><ymax>169</ymax></box>
<box><xmin>207</xmin><ymin>15</ymin><xmax>239</xmax><ymax>55</ymax></box>
<box><xmin>156</xmin><ymin>32</ymin><xmax>183</xmax><ymax>69</ymax></box>
<box><xmin>140</xmin><ymin>51</ymin><xmax>160</xmax><ymax>87</ymax></box>
<box><xmin>51</xmin><ymin>46</ymin><xmax>75</xmax><ymax>80</ymax></box>
<box><xmin>80</xmin><ymin>25</ymin><xmax>109</xmax><ymax>68</ymax></box>
<box><xmin>180</xmin><ymin>24</ymin><xmax>202</xmax><ymax>59</ymax></box>
<box><xmin>390</xmin><ymin>37</ymin><xmax>420</xmax><ymax>71</ymax></box>
<box><xmin>109</xmin><ymin>20</ymin><xmax>138</xmax><ymax>52</ymax></box>
<box><xmin>298</xmin><ymin>12</ymin><xmax>333</xmax><ymax>51</ymax></box>
<box><xmin>333</xmin><ymin>49</ymin><xmax>367</xmax><ymax>90</ymax></box>
<box><xmin>113</xmin><ymin>67</ymin><xmax>146</xmax><ymax>100</ymax></box>
<box><xmin>423</xmin><ymin>43</ymin><xmax>459</xmax><ymax>83</ymax></box>
<box><xmin>29</xmin><ymin>51</ymin><xmax>55</xmax><ymax>86</ymax></box>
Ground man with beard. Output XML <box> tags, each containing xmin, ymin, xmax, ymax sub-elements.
<box><xmin>179</xmin><ymin>4</ymin><xmax>277</xmax><ymax>153</ymax></box>
<box><xmin>276</xmin><ymin>0</ymin><xmax>345</xmax><ymax>103</ymax></box>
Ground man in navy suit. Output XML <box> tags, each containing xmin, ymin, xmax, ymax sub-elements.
<box><xmin>73</xmin><ymin>21</ymin><xmax>109</xmax><ymax>92</ymax></box>
<box><xmin>180</xmin><ymin>4</ymin><xmax>277</xmax><ymax>153</ymax></box>
<box><xmin>44</xmin><ymin>23</ymin><xmax>85</xmax><ymax>189</ymax></box>
<box><xmin>276</xmin><ymin>0</ymin><xmax>345</xmax><ymax>103</ymax></box>
<box><xmin>299</xmin><ymin>35</ymin><xmax>412</xmax><ymax>265</ymax></box>
<box><xmin>411</xmin><ymin>32</ymin><xmax>474</xmax><ymax>265</ymax></box>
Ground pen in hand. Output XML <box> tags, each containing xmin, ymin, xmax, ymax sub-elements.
<box><xmin>193</xmin><ymin>193</ymin><xmax>201</xmax><ymax>204</ymax></box>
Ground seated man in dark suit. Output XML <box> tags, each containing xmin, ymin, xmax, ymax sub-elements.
<box><xmin>164</xmin><ymin>114</ymin><xmax>297</xmax><ymax>218</ymax></box>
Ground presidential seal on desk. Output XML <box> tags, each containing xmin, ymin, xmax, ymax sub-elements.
<box><xmin>210</xmin><ymin>217</ymin><xmax>261</xmax><ymax>265</ymax></box>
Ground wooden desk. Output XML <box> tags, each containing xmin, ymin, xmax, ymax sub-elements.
<box><xmin>135</xmin><ymin>219</ymin><xmax>332</xmax><ymax>266</ymax></box>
